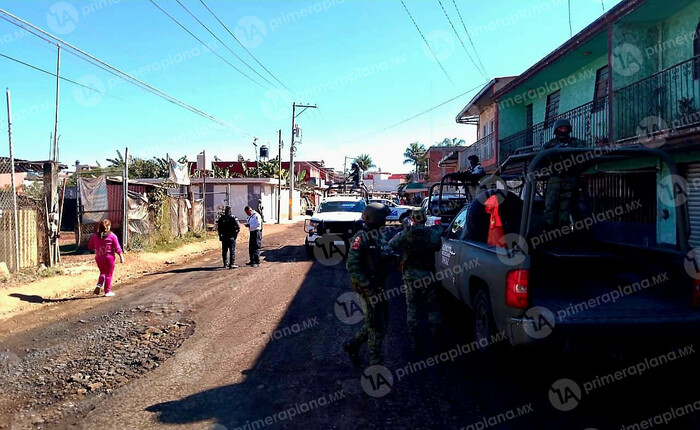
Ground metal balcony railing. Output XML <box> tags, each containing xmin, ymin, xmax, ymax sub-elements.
<box><xmin>469</xmin><ymin>133</ymin><xmax>495</xmax><ymax>163</ymax></box>
<box><xmin>499</xmin><ymin>98</ymin><xmax>610</xmax><ymax>161</ymax></box>
<box><xmin>614</xmin><ymin>55</ymin><xmax>700</xmax><ymax>141</ymax></box>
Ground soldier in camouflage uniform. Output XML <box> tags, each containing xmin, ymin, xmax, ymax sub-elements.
<box><xmin>343</xmin><ymin>203</ymin><xmax>392</xmax><ymax>366</ymax></box>
<box><xmin>542</xmin><ymin>118</ymin><xmax>587</xmax><ymax>228</ymax></box>
<box><xmin>389</xmin><ymin>208</ymin><xmax>443</xmax><ymax>351</ymax></box>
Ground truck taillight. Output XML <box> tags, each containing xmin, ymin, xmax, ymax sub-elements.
<box><xmin>693</xmin><ymin>280</ymin><xmax>700</xmax><ymax>308</ymax></box>
<box><xmin>434</xmin><ymin>219</ymin><xmax>442</xmax><ymax>225</ymax></box>
<box><xmin>506</xmin><ymin>269</ymin><xmax>529</xmax><ymax>309</ymax></box>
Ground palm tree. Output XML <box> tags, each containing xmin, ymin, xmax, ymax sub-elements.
<box><xmin>438</xmin><ymin>137</ymin><xmax>466</xmax><ymax>147</ymax></box>
<box><xmin>354</xmin><ymin>154</ymin><xmax>375</xmax><ymax>171</ymax></box>
<box><xmin>403</xmin><ymin>142</ymin><xmax>427</xmax><ymax>174</ymax></box>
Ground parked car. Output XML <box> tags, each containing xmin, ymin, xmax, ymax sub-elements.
<box><xmin>420</xmin><ymin>195</ymin><xmax>468</xmax><ymax>226</ymax></box>
<box><xmin>369</xmin><ymin>198</ymin><xmax>415</xmax><ymax>222</ymax></box>
<box><xmin>435</xmin><ymin>147</ymin><xmax>700</xmax><ymax>351</ymax></box>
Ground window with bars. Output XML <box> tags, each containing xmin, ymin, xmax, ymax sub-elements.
<box><xmin>545</xmin><ymin>91</ymin><xmax>560</xmax><ymax>127</ymax></box>
<box><xmin>592</xmin><ymin>66</ymin><xmax>609</xmax><ymax>112</ymax></box>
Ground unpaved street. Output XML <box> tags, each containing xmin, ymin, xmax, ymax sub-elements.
<box><xmin>1</xmin><ymin>222</ymin><xmax>700</xmax><ymax>429</ymax></box>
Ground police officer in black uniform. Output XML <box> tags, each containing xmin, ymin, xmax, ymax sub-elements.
<box><xmin>217</xmin><ymin>206</ymin><xmax>240</xmax><ymax>269</ymax></box>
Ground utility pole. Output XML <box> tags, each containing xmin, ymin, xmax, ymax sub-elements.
<box><xmin>253</xmin><ymin>137</ymin><xmax>259</xmax><ymax>177</ymax></box>
<box><xmin>289</xmin><ymin>102</ymin><xmax>316</xmax><ymax>220</ymax></box>
<box><xmin>6</xmin><ymin>89</ymin><xmax>19</xmax><ymax>272</ymax></box>
<box><xmin>123</xmin><ymin>147</ymin><xmax>129</xmax><ymax>250</ymax></box>
<box><xmin>53</xmin><ymin>44</ymin><xmax>60</xmax><ymax>163</ymax></box>
<box><xmin>277</xmin><ymin>129</ymin><xmax>282</xmax><ymax>224</ymax></box>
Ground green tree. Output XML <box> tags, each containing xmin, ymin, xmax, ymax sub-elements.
<box><xmin>354</xmin><ymin>154</ymin><xmax>375</xmax><ymax>171</ymax></box>
<box><xmin>437</xmin><ymin>137</ymin><xmax>466</xmax><ymax>147</ymax></box>
<box><xmin>403</xmin><ymin>142</ymin><xmax>427</xmax><ymax>174</ymax></box>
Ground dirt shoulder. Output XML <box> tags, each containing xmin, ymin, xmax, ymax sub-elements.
<box><xmin>0</xmin><ymin>223</ymin><xmax>292</xmax><ymax>322</ymax></box>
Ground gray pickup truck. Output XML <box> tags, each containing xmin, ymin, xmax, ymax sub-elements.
<box><xmin>436</xmin><ymin>146</ymin><xmax>700</xmax><ymax>350</ymax></box>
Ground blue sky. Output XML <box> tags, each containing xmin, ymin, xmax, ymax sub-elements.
<box><xmin>0</xmin><ymin>0</ymin><xmax>621</xmax><ymax>174</ymax></box>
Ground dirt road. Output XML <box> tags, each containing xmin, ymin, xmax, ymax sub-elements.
<box><xmin>1</xmin><ymin>222</ymin><xmax>700</xmax><ymax>429</ymax></box>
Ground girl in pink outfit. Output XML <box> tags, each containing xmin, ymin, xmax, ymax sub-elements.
<box><xmin>88</xmin><ymin>219</ymin><xmax>124</xmax><ymax>297</ymax></box>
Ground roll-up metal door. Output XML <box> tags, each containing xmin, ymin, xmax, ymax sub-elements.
<box><xmin>686</xmin><ymin>163</ymin><xmax>700</xmax><ymax>248</ymax></box>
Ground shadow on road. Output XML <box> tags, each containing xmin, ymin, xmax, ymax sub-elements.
<box><xmin>261</xmin><ymin>245</ymin><xmax>307</xmax><ymax>263</ymax></box>
<box><xmin>9</xmin><ymin>293</ymin><xmax>89</xmax><ymax>304</ymax></box>
<box><xmin>145</xmin><ymin>266</ymin><xmax>223</xmax><ymax>276</ymax></box>
<box><xmin>144</xmin><ymin>245</ymin><xmax>700</xmax><ymax>429</ymax></box>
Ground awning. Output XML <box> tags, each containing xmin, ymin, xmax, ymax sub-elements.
<box><xmin>403</xmin><ymin>182</ymin><xmax>429</xmax><ymax>194</ymax></box>
<box><xmin>437</xmin><ymin>150</ymin><xmax>460</xmax><ymax>167</ymax></box>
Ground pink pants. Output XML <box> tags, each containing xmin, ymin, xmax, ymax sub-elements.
<box><xmin>96</xmin><ymin>254</ymin><xmax>116</xmax><ymax>293</ymax></box>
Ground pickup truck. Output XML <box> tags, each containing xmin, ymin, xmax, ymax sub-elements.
<box><xmin>435</xmin><ymin>147</ymin><xmax>700</xmax><ymax>350</ymax></box>
<box><xmin>304</xmin><ymin>192</ymin><xmax>367</xmax><ymax>257</ymax></box>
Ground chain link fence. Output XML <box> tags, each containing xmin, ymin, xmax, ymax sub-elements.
<box><xmin>0</xmin><ymin>157</ymin><xmax>48</xmax><ymax>273</ymax></box>
<box><xmin>0</xmin><ymin>156</ymin><xmax>18</xmax><ymax>272</ymax></box>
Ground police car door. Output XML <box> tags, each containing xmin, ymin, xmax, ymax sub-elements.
<box><xmin>437</xmin><ymin>207</ymin><xmax>468</xmax><ymax>298</ymax></box>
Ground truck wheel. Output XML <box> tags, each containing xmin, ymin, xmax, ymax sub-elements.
<box><xmin>399</xmin><ymin>212</ymin><xmax>409</xmax><ymax>223</ymax></box>
<box><xmin>473</xmin><ymin>289</ymin><xmax>500</xmax><ymax>354</ymax></box>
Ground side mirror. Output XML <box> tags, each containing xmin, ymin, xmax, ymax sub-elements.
<box><xmin>305</xmin><ymin>209</ymin><xmax>314</xmax><ymax>216</ymax></box>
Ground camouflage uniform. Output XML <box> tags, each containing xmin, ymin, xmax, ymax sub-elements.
<box><xmin>345</xmin><ymin>228</ymin><xmax>390</xmax><ymax>365</ymax></box>
<box><xmin>389</xmin><ymin>224</ymin><xmax>443</xmax><ymax>339</ymax></box>
<box><xmin>542</xmin><ymin>122</ymin><xmax>587</xmax><ymax>228</ymax></box>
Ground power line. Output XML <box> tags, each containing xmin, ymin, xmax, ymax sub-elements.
<box><xmin>0</xmin><ymin>52</ymin><xmax>127</xmax><ymax>102</ymax></box>
<box><xmin>148</xmin><ymin>0</ymin><xmax>268</xmax><ymax>90</ymax></box>
<box><xmin>568</xmin><ymin>0</ymin><xmax>573</xmax><ymax>38</ymax></box>
<box><xmin>199</xmin><ymin>0</ymin><xmax>291</xmax><ymax>92</ymax></box>
<box><xmin>399</xmin><ymin>0</ymin><xmax>453</xmax><ymax>84</ymax></box>
<box><xmin>174</xmin><ymin>0</ymin><xmax>276</xmax><ymax>88</ymax></box>
<box><xmin>450</xmin><ymin>0</ymin><xmax>488</xmax><ymax>78</ymax></box>
<box><xmin>437</xmin><ymin>0</ymin><xmax>488</xmax><ymax>80</ymax></box>
<box><xmin>352</xmin><ymin>81</ymin><xmax>489</xmax><ymax>142</ymax></box>
<box><xmin>0</xmin><ymin>8</ymin><xmax>254</xmax><ymax>135</ymax></box>
<box><xmin>601</xmin><ymin>0</ymin><xmax>606</xmax><ymax>12</ymax></box>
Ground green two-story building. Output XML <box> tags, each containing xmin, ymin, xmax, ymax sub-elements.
<box><xmin>456</xmin><ymin>0</ymin><xmax>700</xmax><ymax>246</ymax></box>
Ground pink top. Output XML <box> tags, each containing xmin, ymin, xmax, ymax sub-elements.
<box><xmin>88</xmin><ymin>232</ymin><xmax>123</xmax><ymax>257</ymax></box>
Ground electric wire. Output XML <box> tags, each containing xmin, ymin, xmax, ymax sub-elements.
<box><xmin>450</xmin><ymin>0</ymin><xmax>489</xmax><ymax>78</ymax></box>
<box><xmin>437</xmin><ymin>0</ymin><xmax>488</xmax><ymax>80</ymax></box>
<box><xmin>399</xmin><ymin>0</ymin><xmax>453</xmax><ymax>84</ymax></box>
<box><xmin>174</xmin><ymin>0</ymin><xmax>276</xmax><ymax>88</ymax></box>
<box><xmin>199</xmin><ymin>0</ymin><xmax>291</xmax><ymax>92</ymax></box>
<box><xmin>148</xmin><ymin>0</ymin><xmax>268</xmax><ymax>90</ymax></box>
<box><xmin>0</xmin><ymin>8</ymin><xmax>255</xmax><ymax>135</ymax></box>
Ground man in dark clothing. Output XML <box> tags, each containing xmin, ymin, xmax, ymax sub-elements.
<box><xmin>257</xmin><ymin>199</ymin><xmax>265</xmax><ymax>224</ymax></box>
<box><xmin>542</xmin><ymin>118</ymin><xmax>587</xmax><ymax>228</ymax></box>
<box><xmin>217</xmin><ymin>206</ymin><xmax>240</xmax><ymax>269</ymax></box>
<box><xmin>349</xmin><ymin>162</ymin><xmax>363</xmax><ymax>188</ymax></box>
<box><xmin>343</xmin><ymin>202</ymin><xmax>392</xmax><ymax>366</ymax></box>
<box><xmin>466</xmin><ymin>155</ymin><xmax>485</xmax><ymax>176</ymax></box>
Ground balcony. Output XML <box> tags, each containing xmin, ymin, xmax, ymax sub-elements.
<box><xmin>467</xmin><ymin>133</ymin><xmax>495</xmax><ymax>165</ymax></box>
<box><xmin>499</xmin><ymin>99</ymin><xmax>610</xmax><ymax>161</ymax></box>
<box><xmin>614</xmin><ymin>55</ymin><xmax>700</xmax><ymax>142</ymax></box>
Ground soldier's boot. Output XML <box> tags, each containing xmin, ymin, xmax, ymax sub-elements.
<box><xmin>342</xmin><ymin>340</ymin><xmax>361</xmax><ymax>367</ymax></box>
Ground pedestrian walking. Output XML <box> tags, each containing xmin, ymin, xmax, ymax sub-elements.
<box><xmin>244</xmin><ymin>206</ymin><xmax>262</xmax><ymax>267</ymax></box>
<box><xmin>217</xmin><ymin>206</ymin><xmax>240</xmax><ymax>269</ymax></box>
<box><xmin>343</xmin><ymin>203</ymin><xmax>392</xmax><ymax>366</ymax></box>
<box><xmin>88</xmin><ymin>219</ymin><xmax>124</xmax><ymax>297</ymax></box>
<box><xmin>389</xmin><ymin>208</ymin><xmax>443</xmax><ymax>351</ymax></box>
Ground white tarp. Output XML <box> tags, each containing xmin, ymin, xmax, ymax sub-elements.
<box><xmin>168</xmin><ymin>159</ymin><xmax>190</xmax><ymax>186</ymax></box>
<box><xmin>127</xmin><ymin>192</ymin><xmax>150</xmax><ymax>235</ymax></box>
<box><xmin>78</xmin><ymin>175</ymin><xmax>108</xmax><ymax>223</ymax></box>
